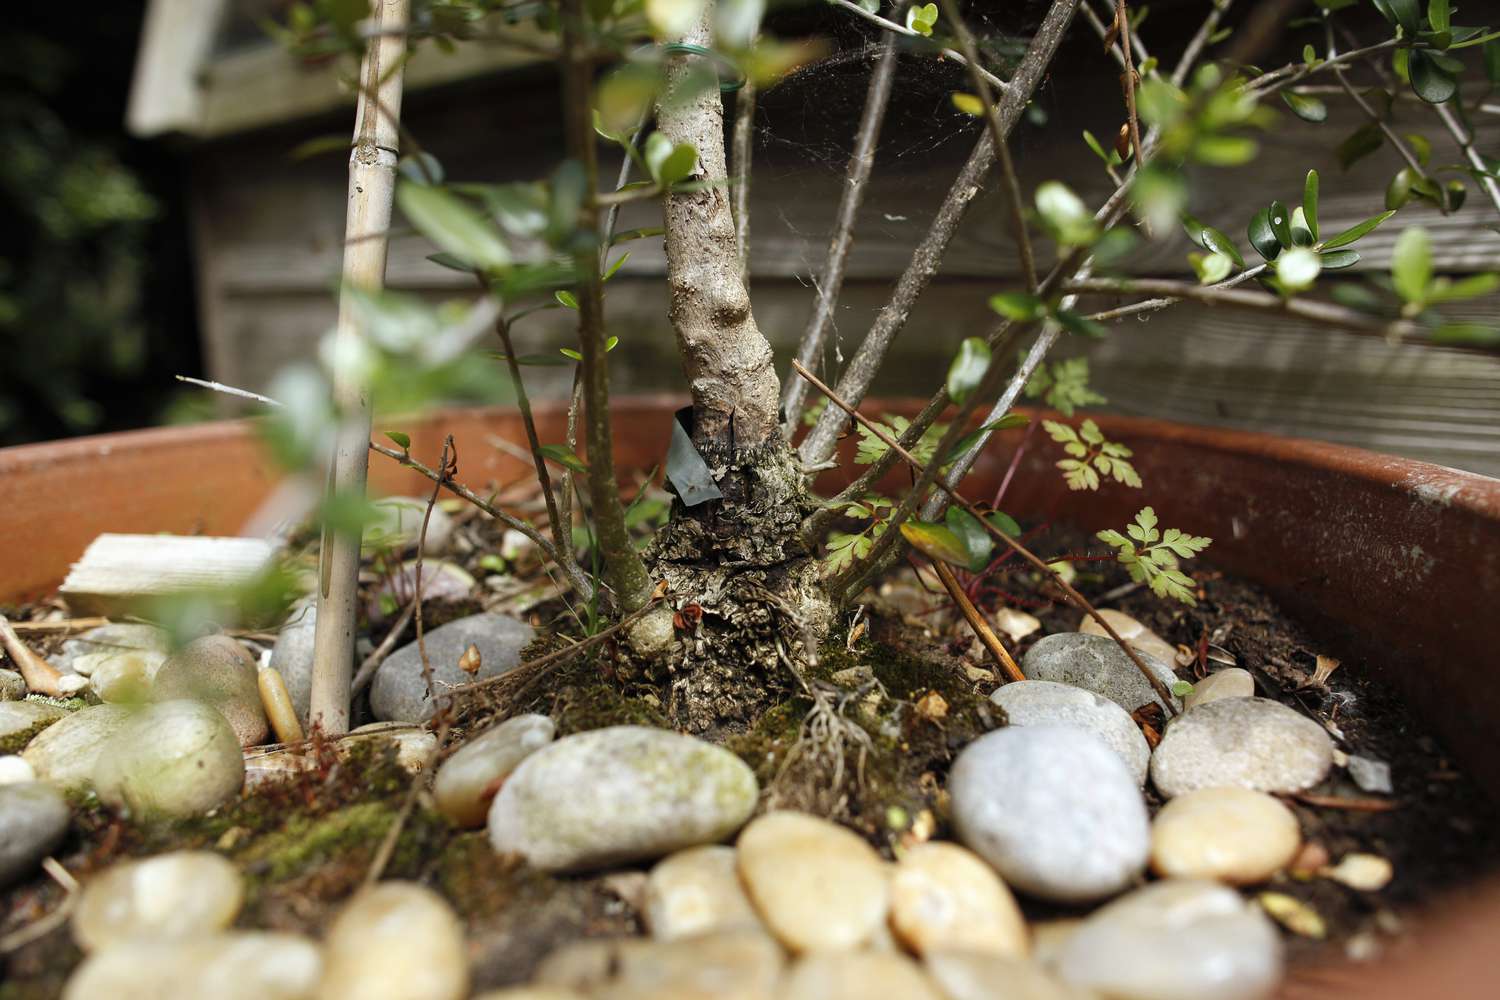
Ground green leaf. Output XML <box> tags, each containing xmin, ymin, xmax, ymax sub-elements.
<box><xmin>951</xmin><ymin>93</ymin><xmax>986</xmax><ymax>116</ymax></box>
<box><xmin>559</xmin><ymin>347</ymin><xmax>583</xmax><ymax>361</ymax></box>
<box><xmin>1248</xmin><ymin>207</ymin><xmax>1281</xmax><ymax>261</ymax></box>
<box><xmin>987</xmin><ymin>510</ymin><xmax>1021</xmax><ymax>537</ymax></box>
<box><xmin>1392</xmin><ymin>226</ymin><xmax>1433</xmax><ymax>303</ymax></box>
<box><xmin>945</xmin><ymin>507</ymin><xmax>995</xmax><ymax>572</ymax></box>
<box><xmin>1409</xmin><ymin>50</ymin><xmax>1459</xmax><ymax>103</ymax></box>
<box><xmin>1171</xmin><ymin>680</ymin><xmax>1195</xmax><ymax>698</ymax></box>
<box><xmin>1289</xmin><ymin>207</ymin><xmax>1315</xmax><ymax>247</ymax></box>
<box><xmin>1337</xmin><ymin>122</ymin><xmax>1385</xmax><ymax>171</ymax></box>
<box><xmin>1276</xmin><ymin>247</ymin><xmax>1322</xmax><ymax>292</ymax></box>
<box><xmin>602</xmin><ymin>252</ymin><xmax>630</xmax><ymax>282</ymax></box>
<box><xmin>426</xmin><ymin>252</ymin><xmax>475</xmax><ymax>273</ymax></box>
<box><xmin>1386</xmin><ymin>167</ymin><xmax>1416</xmax><ymax>210</ymax></box>
<box><xmin>1036</xmin><ymin>181</ymin><xmax>1097</xmax><ymax>246</ymax></box>
<box><xmin>1433</xmin><ymin>323</ymin><xmax>1500</xmax><ymax>346</ymax></box>
<box><xmin>1426</xmin><ymin>272</ymin><xmax>1500</xmax><ymax>303</ymax></box>
<box><xmin>899</xmin><ymin>521</ymin><xmax>972</xmax><ymax>568</ymax></box>
<box><xmin>555</xmin><ymin>290</ymin><xmax>579</xmax><ymax>309</ymax></box>
<box><xmin>1405</xmin><ymin>132</ymin><xmax>1433</xmax><ymax>166</ymax></box>
<box><xmin>539</xmin><ymin>444</ymin><xmax>588</xmax><ymax>473</ymax></box>
<box><xmin>1320</xmin><ymin>210</ymin><xmax>1395</xmax><ymax>250</ymax></box>
<box><xmin>946</xmin><ymin>337</ymin><xmax>992</xmax><ymax>405</ymax></box>
<box><xmin>1485</xmin><ymin>38</ymin><xmax>1500</xmax><ymax>84</ymax></box>
<box><xmin>989</xmin><ymin>292</ymin><xmax>1045</xmax><ymax>321</ymax></box>
<box><xmin>1303</xmin><ymin>169</ymin><xmax>1320</xmax><ymax>242</ymax></box>
<box><xmin>1055</xmin><ymin>310</ymin><xmax>1108</xmax><ymax>338</ymax></box>
<box><xmin>1428</xmin><ymin>0</ymin><xmax>1450</xmax><ymax>33</ymax></box>
<box><xmin>1190</xmin><ymin>252</ymin><xmax>1233</xmax><ymax>285</ymax></box>
<box><xmin>1199</xmin><ymin>225</ymin><xmax>1245</xmax><ymax>268</ymax></box>
<box><xmin>1377</xmin><ymin>0</ymin><xmax>1422</xmax><ymax>33</ymax></box>
<box><xmin>397</xmin><ymin>183</ymin><xmax>511</xmax><ymax>271</ymax></box>
<box><xmin>906</xmin><ymin>2</ymin><xmax>938</xmax><ymax>36</ymax></box>
<box><xmin>1266</xmin><ymin>200</ymin><xmax>1293</xmax><ymax>249</ymax></box>
<box><xmin>1318</xmin><ymin>249</ymin><xmax>1361</xmax><ymax>269</ymax></box>
<box><xmin>1282</xmin><ymin>91</ymin><xmax>1328</xmax><ymax>123</ymax></box>
<box><xmin>1083</xmin><ymin>129</ymin><xmax>1120</xmax><ymax>166</ymax></box>
<box><xmin>384</xmin><ymin>431</ymin><xmax>411</xmax><ymax>450</ymax></box>
<box><xmin>646</xmin><ymin>134</ymin><xmax>699</xmax><ymax>187</ymax></box>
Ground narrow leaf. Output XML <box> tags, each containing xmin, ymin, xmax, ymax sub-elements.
<box><xmin>397</xmin><ymin>183</ymin><xmax>511</xmax><ymax>271</ymax></box>
<box><xmin>1303</xmin><ymin>169</ymin><xmax>1320</xmax><ymax>241</ymax></box>
<box><xmin>1321</xmin><ymin>210</ymin><xmax>1395</xmax><ymax>250</ymax></box>
<box><xmin>384</xmin><ymin>431</ymin><xmax>411</xmax><ymax>450</ymax></box>
<box><xmin>1392</xmin><ymin>226</ymin><xmax>1433</xmax><ymax>304</ymax></box>
<box><xmin>900</xmin><ymin>521</ymin><xmax>973</xmax><ymax>569</ymax></box>
<box><xmin>1282</xmin><ymin>91</ymin><xmax>1329</xmax><ymax>122</ymax></box>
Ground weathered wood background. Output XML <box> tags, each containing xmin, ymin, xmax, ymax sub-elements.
<box><xmin>165</xmin><ymin>2</ymin><xmax>1500</xmax><ymax>475</ymax></box>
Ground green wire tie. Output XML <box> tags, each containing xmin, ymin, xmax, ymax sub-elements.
<box><xmin>644</xmin><ymin>42</ymin><xmax>747</xmax><ymax>92</ymax></box>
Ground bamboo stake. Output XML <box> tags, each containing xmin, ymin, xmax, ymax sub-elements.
<box><xmin>310</xmin><ymin>0</ymin><xmax>411</xmax><ymax>735</ymax></box>
<box><xmin>931</xmin><ymin>562</ymin><xmax>1025</xmax><ymax>683</ymax></box>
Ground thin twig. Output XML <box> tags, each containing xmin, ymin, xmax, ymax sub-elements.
<box><xmin>175</xmin><ymin>375</ymin><xmax>283</xmax><ymax>408</ymax></box>
<box><xmin>826</xmin><ymin>0</ymin><xmax>1010</xmax><ymax>94</ymax></box>
<box><xmin>0</xmin><ymin>858</ymin><xmax>78</xmax><ymax>955</ymax></box>
<box><xmin>934</xmin><ymin>561</ymin><xmax>1025</xmax><ymax>682</ymax></box>
<box><xmin>6</xmin><ymin>618</ymin><xmax>111</xmax><ymax>634</ymax></box>
<box><xmin>1172</xmin><ymin>0</ymin><xmax>1231</xmax><ymax>88</ymax></box>
<box><xmin>1116</xmin><ymin>0</ymin><xmax>1146</xmax><ymax>184</ymax></box>
<box><xmin>490</xmin><ymin>309</ymin><xmax>568</xmax><ymax>558</ymax></box>
<box><xmin>412</xmin><ymin>436</ymin><xmax>453</xmax><ymax>714</ymax></box>
<box><xmin>793</xmin><ymin>360</ymin><xmax>1179</xmax><ymax>715</ymax></box>
<box><xmin>351</xmin><ymin>598</ymin><xmax>416</xmax><ymax>696</ymax></box>
<box><xmin>1082</xmin><ymin>263</ymin><xmax>1267</xmax><ymax>323</ymax></box>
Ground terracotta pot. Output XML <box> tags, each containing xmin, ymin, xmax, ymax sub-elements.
<box><xmin>1</xmin><ymin>398</ymin><xmax>1497</xmax><ymax>995</ymax></box>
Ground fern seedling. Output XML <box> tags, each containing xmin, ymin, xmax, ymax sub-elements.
<box><xmin>1026</xmin><ymin>356</ymin><xmax>1106</xmax><ymax>417</ymax></box>
<box><xmin>1096</xmin><ymin>507</ymin><xmax>1212</xmax><ymax>605</ymax></box>
<box><xmin>1043</xmin><ymin>418</ymin><xmax>1142</xmax><ymax>490</ymax></box>
<box><xmin>822</xmin><ymin>496</ymin><xmax>894</xmax><ymax>576</ymax></box>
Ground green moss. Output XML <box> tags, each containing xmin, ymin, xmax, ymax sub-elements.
<box><xmin>237</xmin><ymin>800</ymin><xmax>397</xmax><ymax>883</ymax></box>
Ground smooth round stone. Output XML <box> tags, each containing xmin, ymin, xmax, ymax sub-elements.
<box><xmin>0</xmin><ymin>700</ymin><xmax>68</xmax><ymax>753</ymax></box>
<box><xmin>369</xmin><ymin>560</ymin><xmax>476</xmax><ymax>624</ymax></box>
<box><xmin>367</xmin><ymin>495</ymin><xmax>455</xmax><ymax>554</ymax></box>
<box><xmin>736</xmin><ymin>810</ymin><xmax>890</xmax><ymax>952</ymax></box>
<box><xmin>782</xmin><ymin>951</ymin><xmax>943</xmax><ymax>1000</ymax></box>
<box><xmin>90</xmin><ymin>650</ymin><xmax>161</xmax><ymax>704</ymax></box>
<box><xmin>473</xmin><ymin>991</ymin><xmax>586</xmax><ymax>1000</ymax></box>
<box><xmin>1021</xmin><ymin>633</ymin><xmax>1182</xmax><ymax>714</ymax></box>
<box><xmin>73</xmin><ymin>850</ymin><xmax>244</xmax><ymax>952</ymax></box>
<box><xmin>889</xmin><ymin>842</ymin><xmax>1027</xmax><ymax>958</ymax></box>
<box><xmin>57</xmin><ymin>623</ymin><xmax>171</xmax><ymax>673</ymax></box>
<box><xmin>434</xmin><ymin>714</ymin><xmax>555</xmax><ymax>827</ymax></box>
<box><xmin>153</xmin><ymin>635</ymin><xmax>267</xmax><ymax>747</ymax></box>
<box><xmin>1150</xmin><ymin>788</ymin><xmax>1301</xmax><ymax>885</ymax></box>
<box><xmin>1183</xmin><ymin>668</ymin><xmax>1255</xmax><ymax>710</ymax></box>
<box><xmin>535</xmin><ymin>929</ymin><xmax>783</xmax><ymax>999</ymax></box>
<box><xmin>268</xmin><ymin>602</ymin><xmax>317</xmax><ymax>724</ymax></box>
<box><xmin>63</xmin><ymin>931</ymin><xmax>322</xmax><ymax>1000</ymax></box>
<box><xmin>991</xmin><ymin>680</ymin><xmax>1150</xmax><ymax>786</ymax></box>
<box><xmin>490</xmin><ymin>726</ymin><xmax>757</xmax><ymax>873</ymax></box>
<box><xmin>317</xmin><ymin>882</ymin><xmax>468</xmax><ymax>1000</ymax></box>
<box><xmin>950</xmin><ymin>726</ymin><xmax>1149</xmax><ymax>904</ymax></box>
<box><xmin>645</xmin><ymin>845</ymin><xmax>763</xmax><ymax>941</ymax></box>
<box><xmin>0</xmin><ymin>667</ymin><xmax>25</xmax><ymax>700</ymax></box>
<box><xmin>924</xmin><ymin>952</ymin><xmax>1096</xmax><ymax>1000</ymax></box>
<box><xmin>0</xmin><ymin>755</ymin><xmax>36</xmax><ymax>784</ymax></box>
<box><xmin>1150</xmin><ymin>698</ymin><xmax>1334</xmax><ymax>798</ymax></box>
<box><xmin>23</xmin><ymin>704</ymin><xmax>137</xmax><ymax>791</ymax></box>
<box><xmin>347</xmin><ymin>722</ymin><xmax>438</xmax><ymax>772</ymax></box>
<box><xmin>1077</xmin><ymin>609</ymin><xmax>1180</xmax><ymax>667</ymax></box>
<box><xmin>1056</xmin><ymin>879</ymin><xmax>1283</xmax><ymax>1000</ymax></box>
<box><xmin>0</xmin><ymin>782</ymin><xmax>70</xmax><ymax>887</ymax></box>
<box><xmin>372</xmin><ymin>613</ymin><xmax>535</xmax><ymax>723</ymax></box>
<box><xmin>93</xmin><ymin>700</ymin><xmax>245</xmax><ymax>818</ymax></box>
<box><xmin>258</xmin><ymin>666</ymin><xmax>304</xmax><ymax>744</ymax></box>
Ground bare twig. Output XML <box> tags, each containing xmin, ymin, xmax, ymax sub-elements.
<box><xmin>0</xmin><ymin>616</ymin><xmax>83</xmax><ymax>697</ymax></box>
<box><xmin>0</xmin><ymin>859</ymin><xmax>78</xmax><ymax>955</ymax></box>
<box><xmin>6</xmin><ymin>618</ymin><xmax>111</xmax><ymax>635</ymax></box>
<box><xmin>412</xmin><ymin>436</ymin><xmax>454</xmax><ymax>715</ymax></box>
<box><xmin>490</xmin><ymin>310</ymin><xmax>568</xmax><ymax>558</ymax></box>
<box><xmin>175</xmin><ymin>375</ymin><xmax>282</xmax><ymax>408</ymax></box>
<box><xmin>1172</xmin><ymin>0</ymin><xmax>1231</xmax><ymax>88</ymax></box>
<box><xmin>933</xmin><ymin>561</ymin><xmax>1025</xmax><ymax>682</ymax></box>
<box><xmin>1082</xmin><ymin>263</ymin><xmax>1267</xmax><ymax>323</ymax></box>
<box><xmin>1115</xmin><ymin>0</ymin><xmax>1146</xmax><ymax>170</ymax></box>
<box><xmin>793</xmin><ymin>360</ymin><xmax>1179</xmax><ymax>714</ymax></box>
<box><xmin>351</xmin><ymin>598</ymin><xmax>416</xmax><ymax>696</ymax></box>
<box><xmin>826</xmin><ymin>0</ymin><xmax>1010</xmax><ymax>94</ymax></box>
<box><xmin>781</xmin><ymin>26</ymin><xmax>902</xmax><ymax>433</ymax></box>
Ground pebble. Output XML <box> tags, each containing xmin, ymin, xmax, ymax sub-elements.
<box><xmin>889</xmin><ymin>842</ymin><xmax>1027</xmax><ymax>958</ymax></box>
<box><xmin>535</xmin><ymin>929</ymin><xmax>783</xmax><ymax>1000</ymax></box>
<box><xmin>782</xmin><ymin>951</ymin><xmax>943</xmax><ymax>1000</ymax></box>
<box><xmin>0</xmin><ymin>700</ymin><xmax>68</xmax><ymax>753</ymax></box>
<box><xmin>268</xmin><ymin>602</ymin><xmax>317</xmax><ymax>724</ymax></box>
<box><xmin>62</xmin><ymin>931</ymin><xmax>322</xmax><ymax>1000</ymax></box>
<box><xmin>1183</xmin><ymin>668</ymin><xmax>1255</xmax><ymax>710</ymax></box>
<box><xmin>93</xmin><ymin>700</ymin><xmax>245</xmax><ymax>818</ymax></box>
<box><xmin>368</xmin><ymin>495</ymin><xmax>455</xmax><ymax>554</ymax></box>
<box><xmin>56</xmin><ymin>623</ymin><xmax>171</xmax><ymax>673</ymax></box>
<box><xmin>1150</xmin><ymin>697</ymin><xmax>1335</xmax><ymax>798</ymax></box>
<box><xmin>644</xmin><ymin>845</ymin><xmax>763</xmax><ymax>941</ymax></box>
<box><xmin>0</xmin><ymin>781</ymin><xmax>70</xmax><ymax>887</ymax></box>
<box><xmin>317</xmin><ymin>882</ymin><xmax>468</xmax><ymax>1000</ymax></box>
<box><xmin>346</xmin><ymin>722</ymin><xmax>438</xmax><ymax>772</ymax></box>
<box><xmin>1077</xmin><ymin>609</ymin><xmax>1180</xmax><ymax>667</ymax></box>
<box><xmin>1347</xmin><ymin>754</ymin><xmax>1393</xmax><ymax>794</ymax></box>
<box><xmin>257</xmin><ymin>665</ymin><xmax>304</xmax><ymax>744</ymax></box>
<box><xmin>949</xmin><ymin>726</ymin><xmax>1149</xmax><ymax>903</ymax></box>
<box><xmin>924</xmin><ymin>952</ymin><xmax>1095</xmax><ymax>1000</ymax></box>
<box><xmin>473</xmin><ymin>991</ymin><xmax>586</xmax><ymax>1000</ymax></box>
<box><xmin>0</xmin><ymin>667</ymin><xmax>25</xmax><ymax>700</ymax></box>
<box><xmin>1150</xmin><ymin>788</ymin><xmax>1301</xmax><ymax>884</ymax></box>
<box><xmin>372</xmin><ymin>613</ymin><xmax>535</xmax><ymax>723</ymax></box>
<box><xmin>1021</xmin><ymin>633</ymin><xmax>1182</xmax><ymax>714</ymax></box>
<box><xmin>72</xmin><ymin>851</ymin><xmax>243</xmax><ymax>952</ymax></box>
<box><xmin>434</xmin><ymin>714</ymin><xmax>555</xmax><ymax>827</ymax></box>
<box><xmin>1056</xmin><ymin>879</ymin><xmax>1283</xmax><ymax>1000</ymax></box>
<box><xmin>369</xmin><ymin>560</ymin><xmax>476</xmax><ymax>624</ymax></box>
<box><xmin>23</xmin><ymin>704</ymin><xmax>137</xmax><ymax>791</ymax></box>
<box><xmin>89</xmin><ymin>650</ymin><xmax>161</xmax><ymax>703</ymax></box>
<box><xmin>1323</xmin><ymin>853</ymin><xmax>1394</xmax><ymax>891</ymax></box>
<box><xmin>490</xmin><ymin>726</ymin><xmax>757</xmax><ymax>873</ymax></box>
<box><xmin>0</xmin><ymin>755</ymin><xmax>36</xmax><ymax>784</ymax></box>
<box><xmin>991</xmin><ymin>680</ymin><xmax>1151</xmax><ymax>785</ymax></box>
<box><xmin>153</xmin><ymin>635</ymin><xmax>268</xmax><ymax>747</ymax></box>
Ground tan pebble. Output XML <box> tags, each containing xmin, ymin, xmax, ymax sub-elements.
<box><xmin>471</xmin><ymin>991</ymin><xmax>587</xmax><ymax>1000</ymax></box>
<box><xmin>1322</xmin><ymin>853</ymin><xmax>1393</xmax><ymax>891</ymax></box>
<box><xmin>925</xmin><ymin>951</ymin><xmax>1097</xmax><ymax>1000</ymax></box>
<box><xmin>1028</xmin><ymin>919</ymin><xmax>1083</xmax><ymax>970</ymax></box>
<box><xmin>889</xmin><ymin>842</ymin><xmax>1027</xmax><ymax>958</ymax></box>
<box><xmin>1077</xmin><ymin>609</ymin><xmax>1178</xmax><ymax>667</ymax></box>
<box><xmin>316</xmin><ymin>882</ymin><xmax>468</xmax><ymax>1000</ymax></box>
<box><xmin>737</xmin><ymin>811</ymin><xmax>890</xmax><ymax>953</ymax></box>
<box><xmin>257</xmin><ymin>666</ymin><xmax>304</xmax><ymax>744</ymax></box>
<box><xmin>1151</xmin><ymin>787</ymin><xmax>1301</xmax><ymax>885</ymax></box>
<box><xmin>781</xmin><ymin>950</ymin><xmax>943</xmax><ymax>1000</ymax></box>
<box><xmin>645</xmin><ymin>845</ymin><xmax>762</xmax><ymax>941</ymax></box>
<box><xmin>73</xmin><ymin>851</ymin><xmax>243</xmax><ymax>953</ymax></box>
<box><xmin>1289</xmin><ymin>841</ymin><xmax>1330</xmax><ymax>877</ymax></box>
<box><xmin>1183</xmin><ymin>668</ymin><xmax>1255</xmax><ymax>710</ymax></box>
<box><xmin>534</xmin><ymin>929</ymin><xmax>782</xmax><ymax>1000</ymax></box>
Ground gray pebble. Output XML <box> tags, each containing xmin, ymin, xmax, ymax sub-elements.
<box><xmin>0</xmin><ymin>782</ymin><xmax>70</xmax><ymax>887</ymax></box>
<box><xmin>1151</xmin><ymin>697</ymin><xmax>1334</xmax><ymax>798</ymax></box>
<box><xmin>55</xmin><ymin>623</ymin><xmax>170</xmax><ymax>673</ymax></box>
<box><xmin>0</xmin><ymin>669</ymin><xmax>25</xmax><ymax>701</ymax></box>
<box><xmin>0</xmin><ymin>701</ymin><xmax>69</xmax><ymax>754</ymax></box>
<box><xmin>268</xmin><ymin>602</ymin><xmax>316</xmax><ymax>725</ymax></box>
<box><xmin>1022</xmin><ymin>633</ymin><xmax>1182</xmax><ymax>714</ymax></box>
<box><xmin>950</xmin><ymin>726</ymin><xmax>1149</xmax><ymax>903</ymax></box>
<box><xmin>372</xmin><ymin>613</ymin><xmax>534</xmax><ymax>723</ymax></box>
<box><xmin>1347</xmin><ymin>754</ymin><xmax>1393</xmax><ymax>795</ymax></box>
<box><xmin>991</xmin><ymin>680</ymin><xmax>1151</xmax><ymax>785</ymax></box>
<box><xmin>22</xmin><ymin>704</ymin><xmax>136</xmax><ymax>791</ymax></box>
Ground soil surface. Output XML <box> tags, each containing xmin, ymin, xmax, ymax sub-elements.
<box><xmin>2</xmin><ymin>513</ymin><xmax>1497</xmax><ymax>996</ymax></box>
